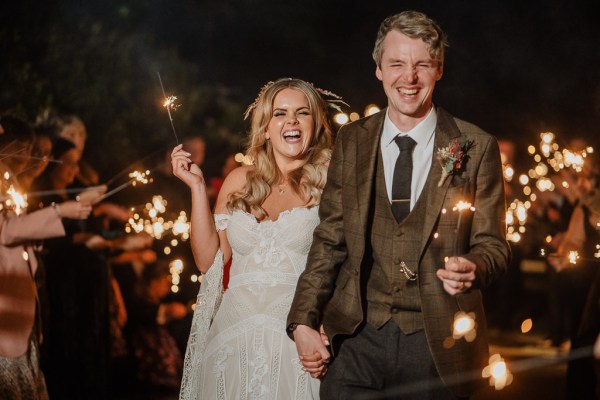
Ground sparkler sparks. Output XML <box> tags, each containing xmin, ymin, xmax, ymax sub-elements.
<box><xmin>163</xmin><ymin>96</ymin><xmax>180</xmax><ymax>111</ymax></box>
<box><xmin>4</xmin><ymin>185</ymin><xmax>27</xmax><ymax>215</ymax></box>
<box><xmin>567</xmin><ymin>250</ymin><xmax>579</xmax><ymax>265</ymax></box>
<box><xmin>453</xmin><ymin>201</ymin><xmax>475</xmax><ymax>213</ymax></box>
<box><xmin>169</xmin><ymin>259</ymin><xmax>184</xmax><ymax>293</ymax></box>
<box><xmin>506</xmin><ymin>199</ymin><xmax>530</xmax><ymax>243</ymax></box>
<box><xmin>125</xmin><ymin>195</ymin><xmax>190</xmax><ymax>244</ymax></box>
<box><xmin>0</xmin><ymin>171</ymin><xmax>28</xmax><ymax>215</ymax></box>
<box><xmin>482</xmin><ymin>354</ymin><xmax>513</xmax><ymax>390</ymax></box>
<box><xmin>452</xmin><ymin>311</ymin><xmax>477</xmax><ymax>342</ymax></box>
<box><xmin>453</xmin><ymin>200</ymin><xmax>475</xmax><ymax>255</ymax></box>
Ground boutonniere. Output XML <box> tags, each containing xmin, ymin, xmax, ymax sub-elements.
<box><xmin>436</xmin><ymin>138</ymin><xmax>474</xmax><ymax>187</ymax></box>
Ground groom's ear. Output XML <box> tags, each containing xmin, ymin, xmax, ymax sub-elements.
<box><xmin>435</xmin><ymin>62</ymin><xmax>444</xmax><ymax>81</ymax></box>
<box><xmin>375</xmin><ymin>65</ymin><xmax>383</xmax><ymax>82</ymax></box>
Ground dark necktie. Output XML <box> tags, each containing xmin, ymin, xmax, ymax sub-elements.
<box><xmin>391</xmin><ymin>135</ymin><xmax>417</xmax><ymax>223</ymax></box>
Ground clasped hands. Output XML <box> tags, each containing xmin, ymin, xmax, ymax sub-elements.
<box><xmin>436</xmin><ymin>256</ymin><xmax>476</xmax><ymax>295</ymax></box>
<box><xmin>293</xmin><ymin>325</ymin><xmax>331</xmax><ymax>379</ymax></box>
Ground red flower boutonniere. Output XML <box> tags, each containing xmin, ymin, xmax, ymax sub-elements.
<box><xmin>436</xmin><ymin>138</ymin><xmax>474</xmax><ymax>187</ymax></box>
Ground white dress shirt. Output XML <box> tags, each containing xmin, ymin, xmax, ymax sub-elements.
<box><xmin>380</xmin><ymin>107</ymin><xmax>437</xmax><ymax>209</ymax></box>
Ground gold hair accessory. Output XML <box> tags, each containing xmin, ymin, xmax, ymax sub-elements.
<box><xmin>243</xmin><ymin>79</ymin><xmax>348</xmax><ymax>120</ymax></box>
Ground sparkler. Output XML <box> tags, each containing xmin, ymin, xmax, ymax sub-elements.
<box><xmin>0</xmin><ymin>153</ymin><xmax>62</xmax><ymax>164</ymax></box>
<box><xmin>0</xmin><ymin>147</ymin><xmax>27</xmax><ymax>163</ymax></box>
<box><xmin>453</xmin><ymin>200</ymin><xmax>475</xmax><ymax>255</ymax></box>
<box><xmin>25</xmin><ymin>186</ymin><xmax>102</xmax><ymax>199</ymax></box>
<box><xmin>97</xmin><ymin>170</ymin><xmax>150</xmax><ymax>202</ymax></box>
<box><xmin>157</xmin><ymin>71</ymin><xmax>180</xmax><ymax>145</ymax></box>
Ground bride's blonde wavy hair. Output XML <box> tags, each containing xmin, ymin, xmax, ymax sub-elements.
<box><xmin>227</xmin><ymin>78</ymin><xmax>335</xmax><ymax>219</ymax></box>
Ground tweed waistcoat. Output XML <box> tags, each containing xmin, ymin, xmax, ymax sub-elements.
<box><xmin>366</xmin><ymin>147</ymin><xmax>429</xmax><ymax>334</ymax></box>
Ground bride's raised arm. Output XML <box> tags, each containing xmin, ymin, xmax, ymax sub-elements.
<box><xmin>172</xmin><ymin>144</ymin><xmax>246</xmax><ymax>273</ymax></box>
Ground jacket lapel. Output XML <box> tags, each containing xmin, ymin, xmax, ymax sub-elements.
<box><xmin>418</xmin><ymin>108</ymin><xmax>462</xmax><ymax>257</ymax></box>
<box><xmin>354</xmin><ymin>112</ymin><xmax>384</xmax><ymax>236</ymax></box>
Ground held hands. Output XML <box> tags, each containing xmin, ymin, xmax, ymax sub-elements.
<box><xmin>436</xmin><ymin>256</ymin><xmax>476</xmax><ymax>295</ymax></box>
<box><xmin>293</xmin><ymin>325</ymin><xmax>331</xmax><ymax>379</ymax></box>
<box><xmin>171</xmin><ymin>144</ymin><xmax>205</xmax><ymax>188</ymax></box>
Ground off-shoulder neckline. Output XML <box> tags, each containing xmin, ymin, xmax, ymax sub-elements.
<box><xmin>216</xmin><ymin>204</ymin><xmax>319</xmax><ymax>225</ymax></box>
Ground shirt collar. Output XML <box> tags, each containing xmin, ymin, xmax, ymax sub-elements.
<box><xmin>382</xmin><ymin>106</ymin><xmax>438</xmax><ymax>148</ymax></box>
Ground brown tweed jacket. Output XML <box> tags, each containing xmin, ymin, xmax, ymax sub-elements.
<box><xmin>287</xmin><ymin>107</ymin><xmax>510</xmax><ymax>396</ymax></box>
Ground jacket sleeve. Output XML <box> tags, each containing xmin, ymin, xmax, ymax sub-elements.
<box><xmin>287</xmin><ymin>128</ymin><xmax>349</xmax><ymax>330</ymax></box>
<box><xmin>461</xmin><ymin>136</ymin><xmax>511</xmax><ymax>288</ymax></box>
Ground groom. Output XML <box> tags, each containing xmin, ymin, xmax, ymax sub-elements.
<box><xmin>287</xmin><ymin>10</ymin><xmax>510</xmax><ymax>399</ymax></box>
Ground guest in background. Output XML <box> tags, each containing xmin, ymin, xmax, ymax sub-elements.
<box><xmin>18</xmin><ymin>125</ymin><xmax>53</xmax><ymax>193</ymax></box>
<box><xmin>547</xmin><ymin>164</ymin><xmax>599</xmax><ymax>399</ymax></box>
<box><xmin>126</xmin><ymin>260</ymin><xmax>187</xmax><ymax>399</ymax></box>
<box><xmin>0</xmin><ymin>114</ymin><xmax>94</xmax><ymax>400</ymax></box>
<box><xmin>30</xmin><ymin>137</ymin><xmax>114</xmax><ymax>399</ymax></box>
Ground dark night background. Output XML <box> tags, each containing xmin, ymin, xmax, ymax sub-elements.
<box><xmin>2</xmin><ymin>0</ymin><xmax>599</xmax><ymax>179</ymax></box>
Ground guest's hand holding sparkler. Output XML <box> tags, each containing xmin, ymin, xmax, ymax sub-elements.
<box><xmin>171</xmin><ymin>144</ymin><xmax>205</xmax><ymax>187</ymax></box>
<box><xmin>76</xmin><ymin>184</ymin><xmax>107</xmax><ymax>204</ymax></box>
<box><xmin>55</xmin><ymin>200</ymin><xmax>93</xmax><ymax>220</ymax></box>
<box><xmin>436</xmin><ymin>256</ymin><xmax>476</xmax><ymax>295</ymax></box>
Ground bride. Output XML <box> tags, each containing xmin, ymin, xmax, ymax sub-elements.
<box><xmin>171</xmin><ymin>78</ymin><xmax>336</xmax><ymax>399</ymax></box>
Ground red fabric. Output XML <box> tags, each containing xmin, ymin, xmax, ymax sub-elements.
<box><xmin>223</xmin><ymin>258</ymin><xmax>232</xmax><ymax>290</ymax></box>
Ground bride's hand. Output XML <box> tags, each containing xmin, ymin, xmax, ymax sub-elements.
<box><xmin>171</xmin><ymin>144</ymin><xmax>205</xmax><ymax>187</ymax></box>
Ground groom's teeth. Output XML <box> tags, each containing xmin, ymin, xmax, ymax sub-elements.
<box><xmin>399</xmin><ymin>88</ymin><xmax>417</xmax><ymax>95</ymax></box>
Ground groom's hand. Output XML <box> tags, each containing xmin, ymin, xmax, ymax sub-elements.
<box><xmin>293</xmin><ymin>324</ymin><xmax>331</xmax><ymax>378</ymax></box>
<box><xmin>436</xmin><ymin>256</ymin><xmax>476</xmax><ymax>295</ymax></box>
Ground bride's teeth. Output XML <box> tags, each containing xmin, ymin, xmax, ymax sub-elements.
<box><xmin>283</xmin><ymin>131</ymin><xmax>300</xmax><ymax>138</ymax></box>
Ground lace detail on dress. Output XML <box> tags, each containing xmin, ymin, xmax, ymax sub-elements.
<box><xmin>214</xmin><ymin>213</ymin><xmax>230</xmax><ymax>232</ymax></box>
<box><xmin>248</xmin><ymin>341</ymin><xmax>268</xmax><ymax>399</ymax></box>
<box><xmin>179</xmin><ymin>249</ymin><xmax>224</xmax><ymax>400</ymax></box>
<box><xmin>180</xmin><ymin>206</ymin><xmax>320</xmax><ymax>400</ymax></box>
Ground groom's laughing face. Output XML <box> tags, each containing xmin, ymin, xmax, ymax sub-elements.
<box><xmin>376</xmin><ymin>30</ymin><xmax>443</xmax><ymax>126</ymax></box>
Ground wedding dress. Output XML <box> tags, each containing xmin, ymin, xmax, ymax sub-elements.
<box><xmin>180</xmin><ymin>207</ymin><xmax>320</xmax><ymax>400</ymax></box>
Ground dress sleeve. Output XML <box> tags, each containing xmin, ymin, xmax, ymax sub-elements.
<box><xmin>179</xmin><ymin>249</ymin><xmax>225</xmax><ymax>400</ymax></box>
<box><xmin>214</xmin><ymin>213</ymin><xmax>230</xmax><ymax>232</ymax></box>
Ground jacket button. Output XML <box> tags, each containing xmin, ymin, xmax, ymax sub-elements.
<box><xmin>391</xmin><ymin>307</ymin><xmax>399</xmax><ymax>313</ymax></box>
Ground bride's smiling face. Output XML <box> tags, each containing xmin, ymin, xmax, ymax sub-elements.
<box><xmin>265</xmin><ymin>88</ymin><xmax>315</xmax><ymax>162</ymax></box>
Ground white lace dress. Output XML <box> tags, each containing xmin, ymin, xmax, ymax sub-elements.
<box><xmin>180</xmin><ymin>207</ymin><xmax>320</xmax><ymax>400</ymax></box>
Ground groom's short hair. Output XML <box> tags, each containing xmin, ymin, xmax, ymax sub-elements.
<box><xmin>372</xmin><ymin>10</ymin><xmax>449</xmax><ymax>67</ymax></box>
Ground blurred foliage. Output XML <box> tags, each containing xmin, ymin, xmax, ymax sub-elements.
<box><xmin>0</xmin><ymin>1</ymin><xmax>246</xmax><ymax>179</ymax></box>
